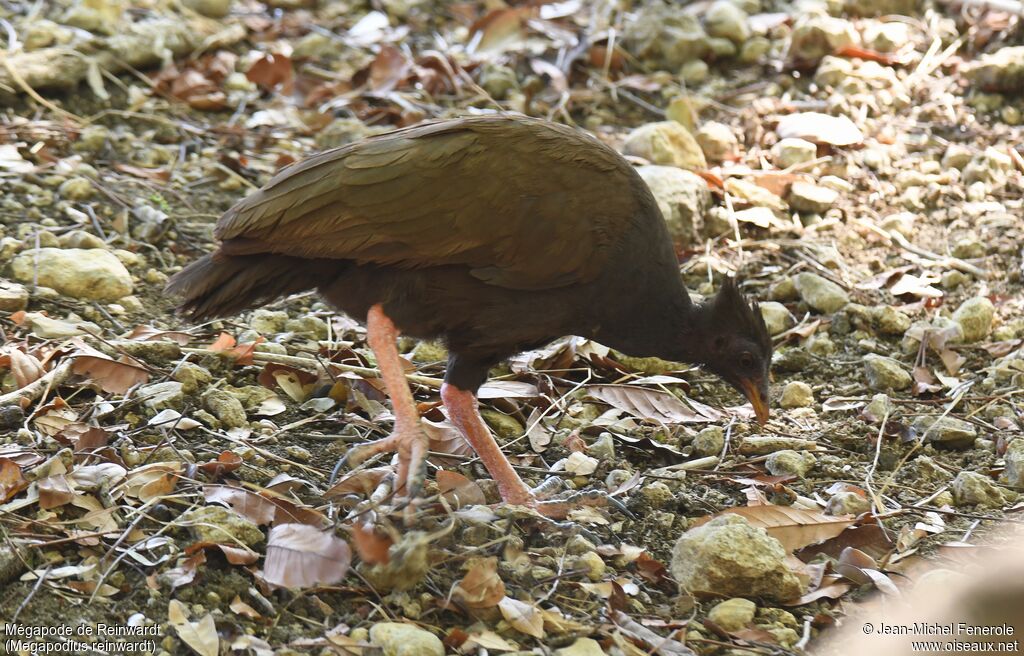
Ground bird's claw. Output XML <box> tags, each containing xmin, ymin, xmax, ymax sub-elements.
<box><xmin>531</xmin><ymin>488</ymin><xmax>636</xmax><ymax>520</ymax></box>
<box><xmin>329</xmin><ymin>429</ymin><xmax>429</xmax><ymax>502</ymax></box>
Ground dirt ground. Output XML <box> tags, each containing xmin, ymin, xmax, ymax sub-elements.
<box><xmin>1</xmin><ymin>0</ymin><xmax>1023</xmax><ymax>655</ymax></box>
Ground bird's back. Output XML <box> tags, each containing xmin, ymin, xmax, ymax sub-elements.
<box><xmin>168</xmin><ymin>114</ymin><xmax>685</xmax><ymax>360</ymax></box>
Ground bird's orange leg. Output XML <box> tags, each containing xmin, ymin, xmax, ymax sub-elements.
<box><xmin>441</xmin><ymin>383</ymin><xmax>535</xmax><ymax>506</ymax></box>
<box><xmin>344</xmin><ymin>304</ymin><xmax>429</xmax><ymax>499</ymax></box>
<box><xmin>442</xmin><ymin>383</ymin><xmax>617</xmax><ymax>519</ymax></box>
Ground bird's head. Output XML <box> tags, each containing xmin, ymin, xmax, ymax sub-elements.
<box><xmin>697</xmin><ymin>278</ymin><xmax>773</xmax><ymax>425</ymax></box>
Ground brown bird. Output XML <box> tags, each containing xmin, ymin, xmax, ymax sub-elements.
<box><xmin>167</xmin><ymin>114</ymin><xmax>772</xmax><ymax>514</ymax></box>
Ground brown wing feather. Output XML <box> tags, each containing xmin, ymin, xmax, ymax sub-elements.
<box><xmin>215</xmin><ymin>114</ymin><xmax>639</xmax><ymax>290</ymax></box>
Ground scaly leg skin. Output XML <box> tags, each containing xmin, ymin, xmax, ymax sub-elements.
<box><xmin>343</xmin><ymin>304</ymin><xmax>429</xmax><ymax>501</ymax></box>
<box><xmin>441</xmin><ymin>383</ymin><xmax>616</xmax><ymax>519</ymax></box>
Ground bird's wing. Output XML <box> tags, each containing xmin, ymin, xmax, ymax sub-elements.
<box><xmin>214</xmin><ymin>115</ymin><xmax>641</xmax><ymax>290</ymax></box>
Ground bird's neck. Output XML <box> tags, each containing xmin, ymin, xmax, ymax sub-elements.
<box><xmin>591</xmin><ymin>285</ymin><xmax>712</xmax><ymax>366</ymax></box>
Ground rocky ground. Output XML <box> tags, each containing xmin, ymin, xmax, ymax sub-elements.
<box><xmin>1</xmin><ymin>0</ymin><xmax>1023</xmax><ymax>655</ymax></box>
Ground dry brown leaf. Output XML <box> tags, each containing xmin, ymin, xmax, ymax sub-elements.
<box><xmin>454</xmin><ymin>557</ymin><xmax>505</xmax><ymax>609</ymax></box>
<box><xmin>468</xmin><ymin>6</ymin><xmax>536</xmax><ymax>54</ymax></box>
<box><xmin>367</xmin><ymin>44</ymin><xmax>411</xmax><ymax>93</ymax></box>
<box><xmin>477</xmin><ymin>380</ymin><xmax>539</xmax><ymax>399</ymax></box>
<box><xmin>207</xmin><ymin>332</ymin><xmax>264</xmax><ymax>365</ymax></box>
<box><xmin>125</xmin><ymin>325</ymin><xmax>193</xmax><ymax>344</ymax></box>
<box><xmin>229</xmin><ymin>595</ymin><xmax>263</xmax><ymax>620</ymax></box>
<box><xmin>0</xmin><ymin>458</ymin><xmax>29</xmax><ymax>502</ymax></box>
<box><xmin>587</xmin><ymin>384</ymin><xmax>707</xmax><ymax>424</ymax></box>
<box><xmin>436</xmin><ymin>469</ymin><xmax>486</xmax><ymax>507</ymax></box>
<box><xmin>122</xmin><ymin>462</ymin><xmax>184</xmax><ymax>501</ymax></box>
<box><xmin>59</xmin><ymin>423</ymin><xmax>111</xmax><ymax>452</ymax></box>
<box><xmin>168</xmin><ymin>599</ymin><xmax>219</xmax><ymax>656</ymax></box>
<box><xmin>498</xmin><ymin>597</ymin><xmax>545</xmax><ymax>638</ymax></box>
<box><xmin>325</xmin><ymin>466</ymin><xmax>392</xmax><ymax>498</ymax></box>
<box><xmin>197</xmin><ymin>452</ymin><xmax>243</xmax><ymax>478</ymax></box>
<box><xmin>203</xmin><ymin>485</ymin><xmax>276</xmax><ymax>526</ymax></box>
<box><xmin>246</xmin><ymin>53</ymin><xmax>294</xmax><ymax>94</ymax></box>
<box><xmin>350</xmin><ymin>522</ymin><xmax>393</xmax><ymax>566</ymax></box>
<box><xmin>264</xmin><ymin>523</ymin><xmax>351</xmax><ymax>589</ymax></box>
<box><xmin>33</xmin><ymin>398</ymin><xmax>79</xmax><ymax>436</ymax></box>
<box><xmin>422</xmin><ymin>418</ymin><xmax>473</xmax><ymax>462</ymax></box>
<box><xmin>162</xmin><ymin>551</ymin><xmax>206</xmax><ymax>591</ymax></box>
<box><xmin>8</xmin><ymin>349</ymin><xmax>45</xmax><ymax>389</ymax></box>
<box><xmin>697</xmin><ymin>505</ymin><xmax>855</xmax><ymax>551</ymax></box>
<box><xmin>71</xmin><ymin>352</ymin><xmax>149</xmax><ymax>395</ymax></box>
<box><xmin>37</xmin><ymin>475</ymin><xmax>75</xmax><ymax>509</ymax></box>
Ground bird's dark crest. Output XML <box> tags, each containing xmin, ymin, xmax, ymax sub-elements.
<box><xmin>710</xmin><ymin>277</ymin><xmax>772</xmax><ymax>356</ymax></box>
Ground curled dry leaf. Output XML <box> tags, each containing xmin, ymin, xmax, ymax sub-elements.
<box><xmin>8</xmin><ymin>348</ymin><xmax>45</xmax><ymax>389</ymax></box>
<box><xmin>349</xmin><ymin>522</ymin><xmax>393</xmax><ymax>566</ymax></box>
<box><xmin>197</xmin><ymin>451</ymin><xmax>243</xmax><ymax>478</ymax></box>
<box><xmin>694</xmin><ymin>505</ymin><xmax>856</xmax><ymax>552</ymax></box>
<box><xmin>203</xmin><ymin>485</ymin><xmax>277</xmax><ymax>526</ymax></box>
<box><xmin>264</xmin><ymin>523</ymin><xmax>351</xmax><ymax>589</ymax></box>
<box><xmin>0</xmin><ymin>458</ymin><xmax>29</xmax><ymax>502</ymax></box>
<box><xmin>71</xmin><ymin>350</ymin><xmax>149</xmax><ymax>396</ymax></box>
<box><xmin>168</xmin><ymin>599</ymin><xmax>219</xmax><ymax>656</ymax></box>
<box><xmin>325</xmin><ymin>466</ymin><xmax>392</xmax><ymax>498</ymax></box>
<box><xmin>436</xmin><ymin>469</ymin><xmax>486</xmax><ymax>507</ymax></box>
<box><xmin>125</xmin><ymin>325</ymin><xmax>193</xmax><ymax>344</ymax></box>
<box><xmin>468</xmin><ymin>6</ymin><xmax>536</xmax><ymax>55</ymax></box>
<box><xmin>367</xmin><ymin>44</ymin><xmax>411</xmax><ymax>93</ymax></box>
<box><xmin>454</xmin><ymin>557</ymin><xmax>505</xmax><ymax>609</ymax></box>
<box><xmin>207</xmin><ymin>332</ymin><xmax>264</xmax><ymax>365</ymax></box>
<box><xmin>587</xmin><ymin>384</ymin><xmax>707</xmax><ymax>424</ymax></box>
<box><xmin>246</xmin><ymin>52</ymin><xmax>294</xmax><ymax>94</ymax></box>
<box><xmin>229</xmin><ymin>595</ymin><xmax>263</xmax><ymax>620</ymax></box>
<box><xmin>497</xmin><ymin>597</ymin><xmax>544</xmax><ymax>639</ymax></box>
<box><xmin>187</xmin><ymin>541</ymin><xmax>259</xmax><ymax>566</ymax></box>
<box><xmin>33</xmin><ymin>398</ymin><xmax>79</xmax><ymax>436</ymax></box>
<box><xmin>258</xmin><ymin>363</ymin><xmax>317</xmax><ymax>402</ymax></box>
<box><xmin>121</xmin><ymin>462</ymin><xmax>184</xmax><ymax>502</ymax></box>
<box><xmin>37</xmin><ymin>475</ymin><xmax>75</xmax><ymax>509</ymax></box>
<box><xmin>422</xmin><ymin>418</ymin><xmax>473</xmax><ymax>462</ymax></box>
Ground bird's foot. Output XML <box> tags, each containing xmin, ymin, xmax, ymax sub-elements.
<box><xmin>499</xmin><ymin>476</ymin><xmax>632</xmax><ymax>520</ymax></box>
<box><xmin>337</xmin><ymin>426</ymin><xmax>429</xmax><ymax>501</ymax></box>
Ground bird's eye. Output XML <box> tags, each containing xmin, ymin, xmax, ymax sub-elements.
<box><xmin>739</xmin><ymin>353</ymin><xmax>755</xmax><ymax>368</ymax></box>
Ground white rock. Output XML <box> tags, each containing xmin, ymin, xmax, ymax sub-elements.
<box><xmin>622</xmin><ymin>121</ymin><xmax>707</xmax><ymax>170</ymax></box>
<box><xmin>705</xmin><ymin>0</ymin><xmax>750</xmax><ymax>43</ymax></box>
<box><xmin>670</xmin><ymin>514</ymin><xmax>805</xmax><ymax>600</ymax></box>
<box><xmin>369</xmin><ymin>622</ymin><xmax>444</xmax><ymax>656</ymax></box>
<box><xmin>772</xmin><ymin>138</ymin><xmax>817</xmax><ymax>169</ymax></box>
<box><xmin>792</xmin><ymin>272</ymin><xmax>849</xmax><ymax>313</ymax></box>
<box><xmin>637</xmin><ymin>165</ymin><xmax>711</xmax><ymax>243</ymax></box>
<box><xmin>863</xmin><ymin>354</ymin><xmax>911</xmax><ymax>391</ymax></box>
<box><xmin>11</xmin><ymin>248</ymin><xmax>132</xmax><ymax>301</ymax></box>
<box><xmin>787</xmin><ymin>181</ymin><xmax>839</xmax><ymax>214</ymax></box>
<box><xmin>0</xmin><ymin>279</ymin><xmax>29</xmax><ymax>312</ymax></box>
<box><xmin>952</xmin><ymin>297</ymin><xmax>995</xmax><ymax>342</ymax></box>
<box><xmin>695</xmin><ymin>121</ymin><xmax>738</xmax><ymax>162</ymax></box>
<box><xmin>759</xmin><ymin>301</ymin><xmax>794</xmax><ymax>335</ymax></box>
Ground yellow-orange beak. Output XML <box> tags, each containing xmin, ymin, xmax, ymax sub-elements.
<box><xmin>738</xmin><ymin>377</ymin><xmax>770</xmax><ymax>426</ymax></box>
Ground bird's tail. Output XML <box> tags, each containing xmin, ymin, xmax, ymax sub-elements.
<box><xmin>166</xmin><ymin>252</ymin><xmax>339</xmax><ymax>320</ymax></box>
